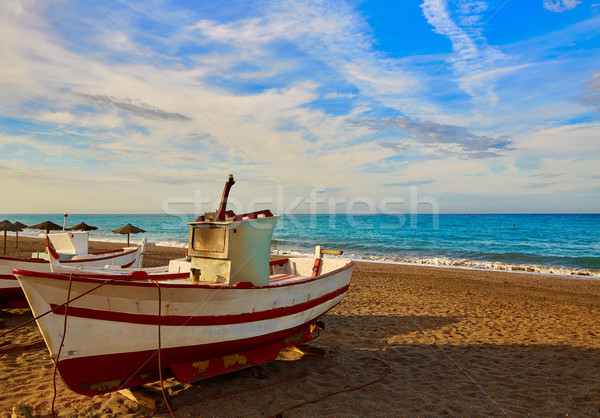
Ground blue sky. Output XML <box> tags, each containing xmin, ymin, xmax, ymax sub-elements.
<box><xmin>0</xmin><ymin>0</ymin><xmax>599</xmax><ymax>214</ymax></box>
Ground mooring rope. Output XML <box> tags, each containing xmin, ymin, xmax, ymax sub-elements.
<box><xmin>51</xmin><ymin>273</ymin><xmax>74</xmax><ymax>418</ymax></box>
<box><xmin>153</xmin><ymin>357</ymin><xmax>391</xmax><ymax>416</ymax></box>
<box><xmin>153</xmin><ymin>280</ymin><xmax>175</xmax><ymax>418</ymax></box>
<box><xmin>153</xmin><ymin>361</ymin><xmax>339</xmax><ymax>415</ymax></box>
<box><xmin>267</xmin><ymin>357</ymin><xmax>391</xmax><ymax>418</ymax></box>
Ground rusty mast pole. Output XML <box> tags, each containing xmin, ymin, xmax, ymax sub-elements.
<box><xmin>215</xmin><ymin>174</ymin><xmax>235</xmax><ymax>221</ymax></box>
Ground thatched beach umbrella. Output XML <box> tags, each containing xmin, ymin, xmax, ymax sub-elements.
<box><xmin>68</xmin><ymin>222</ymin><xmax>98</xmax><ymax>231</ymax></box>
<box><xmin>27</xmin><ymin>220</ymin><xmax>63</xmax><ymax>246</ymax></box>
<box><xmin>12</xmin><ymin>222</ymin><xmax>27</xmax><ymax>249</ymax></box>
<box><xmin>112</xmin><ymin>223</ymin><xmax>145</xmax><ymax>247</ymax></box>
<box><xmin>0</xmin><ymin>220</ymin><xmax>21</xmax><ymax>255</ymax></box>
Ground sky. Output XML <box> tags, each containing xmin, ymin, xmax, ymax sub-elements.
<box><xmin>0</xmin><ymin>0</ymin><xmax>599</xmax><ymax>214</ymax></box>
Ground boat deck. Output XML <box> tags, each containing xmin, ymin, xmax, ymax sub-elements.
<box><xmin>269</xmin><ymin>273</ymin><xmax>311</xmax><ymax>286</ymax></box>
<box><xmin>153</xmin><ymin>273</ymin><xmax>311</xmax><ymax>287</ymax></box>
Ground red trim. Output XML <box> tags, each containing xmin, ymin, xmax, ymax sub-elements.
<box><xmin>0</xmin><ymin>255</ymin><xmax>48</xmax><ymax>263</ymax></box>
<box><xmin>0</xmin><ymin>273</ymin><xmax>18</xmax><ymax>281</ymax></box>
<box><xmin>13</xmin><ymin>269</ymin><xmax>188</xmax><ymax>282</ymax></box>
<box><xmin>234</xmin><ymin>209</ymin><xmax>273</xmax><ymax>221</ymax></box>
<box><xmin>13</xmin><ymin>261</ymin><xmax>355</xmax><ymax>290</ymax></box>
<box><xmin>232</xmin><ymin>281</ymin><xmax>255</xmax><ymax>289</ymax></box>
<box><xmin>48</xmin><ymin>284</ymin><xmax>349</xmax><ymax>326</ymax></box>
<box><xmin>46</xmin><ymin>244</ymin><xmax>59</xmax><ymax>260</ymax></box>
<box><xmin>120</xmin><ymin>259</ymin><xmax>136</xmax><ymax>268</ymax></box>
<box><xmin>61</xmin><ymin>248</ymin><xmax>137</xmax><ymax>264</ymax></box>
<box><xmin>269</xmin><ymin>258</ymin><xmax>289</xmax><ymax>266</ymax></box>
<box><xmin>89</xmin><ymin>248</ymin><xmax>130</xmax><ymax>256</ymax></box>
<box><xmin>0</xmin><ymin>286</ymin><xmax>27</xmax><ymax>307</ymax></box>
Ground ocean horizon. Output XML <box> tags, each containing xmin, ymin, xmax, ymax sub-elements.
<box><xmin>2</xmin><ymin>213</ymin><xmax>599</xmax><ymax>278</ymax></box>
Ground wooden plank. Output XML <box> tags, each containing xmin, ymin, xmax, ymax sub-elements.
<box><xmin>117</xmin><ymin>386</ymin><xmax>164</xmax><ymax>411</ymax></box>
<box><xmin>291</xmin><ymin>344</ymin><xmax>330</xmax><ymax>358</ymax></box>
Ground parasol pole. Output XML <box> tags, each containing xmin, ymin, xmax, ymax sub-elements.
<box><xmin>15</xmin><ymin>230</ymin><xmax>18</xmax><ymax>249</ymax></box>
<box><xmin>215</xmin><ymin>174</ymin><xmax>235</xmax><ymax>221</ymax></box>
<box><xmin>63</xmin><ymin>212</ymin><xmax>68</xmax><ymax>231</ymax></box>
<box><xmin>2</xmin><ymin>231</ymin><xmax>6</xmax><ymax>255</ymax></box>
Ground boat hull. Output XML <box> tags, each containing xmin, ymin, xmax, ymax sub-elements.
<box><xmin>0</xmin><ymin>248</ymin><xmax>139</xmax><ymax>307</ymax></box>
<box><xmin>14</xmin><ymin>259</ymin><xmax>353</xmax><ymax>395</ymax></box>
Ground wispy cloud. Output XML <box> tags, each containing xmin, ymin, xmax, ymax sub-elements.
<box><xmin>0</xmin><ymin>0</ymin><xmax>598</xmax><ymax>213</ymax></box>
<box><xmin>353</xmin><ymin>116</ymin><xmax>512</xmax><ymax>158</ymax></box>
<box><xmin>80</xmin><ymin>94</ymin><xmax>192</xmax><ymax>121</ymax></box>
<box><xmin>420</xmin><ymin>0</ymin><xmax>506</xmax><ymax>106</ymax></box>
<box><xmin>577</xmin><ymin>72</ymin><xmax>600</xmax><ymax>112</ymax></box>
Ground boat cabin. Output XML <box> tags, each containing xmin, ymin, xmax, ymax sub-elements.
<box><xmin>32</xmin><ymin>231</ymin><xmax>89</xmax><ymax>260</ymax></box>
<box><xmin>187</xmin><ymin>210</ymin><xmax>278</xmax><ymax>287</ymax></box>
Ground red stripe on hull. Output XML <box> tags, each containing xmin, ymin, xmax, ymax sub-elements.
<box><xmin>0</xmin><ymin>274</ymin><xmax>18</xmax><ymax>281</ymax></box>
<box><xmin>0</xmin><ymin>286</ymin><xmax>27</xmax><ymax>308</ymax></box>
<box><xmin>49</xmin><ymin>284</ymin><xmax>350</xmax><ymax>326</ymax></box>
<box><xmin>56</xmin><ymin>319</ymin><xmax>325</xmax><ymax>396</ymax></box>
<box><xmin>0</xmin><ymin>256</ymin><xmax>47</xmax><ymax>263</ymax></box>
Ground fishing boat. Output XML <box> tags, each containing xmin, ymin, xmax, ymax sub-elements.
<box><xmin>13</xmin><ymin>175</ymin><xmax>354</xmax><ymax>396</ymax></box>
<box><xmin>0</xmin><ymin>233</ymin><xmax>142</xmax><ymax>308</ymax></box>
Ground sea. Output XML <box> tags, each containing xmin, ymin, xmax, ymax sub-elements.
<box><xmin>3</xmin><ymin>213</ymin><xmax>599</xmax><ymax>278</ymax></box>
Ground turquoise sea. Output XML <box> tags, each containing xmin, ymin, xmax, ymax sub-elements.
<box><xmin>2</xmin><ymin>213</ymin><xmax>599</xmax><ymax>277</ymax></box>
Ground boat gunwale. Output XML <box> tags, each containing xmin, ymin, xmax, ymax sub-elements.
<box><xmin>13</xmin><ymin>260</ymin><xmax>355</xmax><ymax>289</ymax></box>
<box><xmin>0</xmin><ymin>247</ymin><xmax>138</xmax><ymax>265</ymax></box>
<box><xmin>86</xmin><ymin>247</ymin><xmax>134</xmax><ymax>256</ymax></box>
<box><xmin>0</xmin><ymin>255</ymin><xmax>48</xmax><ymax>263</ymax></box>
<box><xmin>61</xmin><ymin>247</ymin><xmax>138</xmax><ymax>263</ymax></box>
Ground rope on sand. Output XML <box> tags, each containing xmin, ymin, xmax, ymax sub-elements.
<box><xmin>153</xmin><ymin>362</ymin><xmax>340</xmax><ymax>414</ymax></box>
<box><xmin>267</xmin><ymin>357</ymin><xmax>392</xmax><ymax>418</ymax></box>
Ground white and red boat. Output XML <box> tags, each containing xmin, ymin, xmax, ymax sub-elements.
<box><xmin>13</xmin><ymin>175</ymin><xmax>354</xmax><ymax>396</ymax></box>
<box><xmin>1</xmin><ymin>233</ymin><xmax>141</xmax><ymax>308</ymax></box>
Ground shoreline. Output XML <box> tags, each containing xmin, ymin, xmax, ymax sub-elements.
<box><xmin>3</xmin><ymin>234</ymin><xmax>599</xmax><ymax>281</ymax></box>
<box><xmin>1</xmin><ymin>235</ymin><xmax>599</xmax><ymax>416</ymax></box>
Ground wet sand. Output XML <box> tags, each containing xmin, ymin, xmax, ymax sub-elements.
<box><xmin>1</xmin><ymin>236</ymin><xmax>599</xmax><ymax>417</ymax></box>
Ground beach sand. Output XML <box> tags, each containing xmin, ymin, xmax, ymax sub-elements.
<box><xmin>1</xmin><ymin>236</ymin><xmax>599</xmax><ymax>417</ymax></box>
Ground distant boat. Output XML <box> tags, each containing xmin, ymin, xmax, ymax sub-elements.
<box><xmin>0</xmin><ymin>231</ymin><xmax>141</xmax><ymax>308</ymax></box>
<box><xmin>14</xmin><ymin>175</ymin><xmax>354</xmax><ymax>395</ymax></box>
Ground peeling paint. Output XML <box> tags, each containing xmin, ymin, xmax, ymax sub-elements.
<box><xmin>80</xmin><ymin>378</ymin><xmax>124</xmax><ymax>392</ymax></box>
<box><xmin>223</xmin><ymin>353</ymin><xmax>247</xmax><ymax>368</ymax></box>
<box><xmin>192</xmin><ymin>360</ymin><xmax>210</xmax><ymax>375</ymax></box>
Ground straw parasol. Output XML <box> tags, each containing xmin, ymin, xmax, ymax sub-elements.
<box><xmin>27</xmin><ymin>220</ymin><xmax>63</xmax><ymax>246</ymax></box>
<box><xmin>0</xmin><ymin>220</ymin><xmax>21</xmax><ymax>255</ymax></box>
<box><xmin>112</xmin><ymin>223</ymin><xmax>145</xmax><ymax>247</ymax></box>
<box><xmin>12</xmin><ymin>222</ymin><xmax>27</xmax><ymax>249</ymax></box>
<box><xmin>68</xmin><ymin>222</ymin><xmax>98</xmax><ymax>231</ymax></box>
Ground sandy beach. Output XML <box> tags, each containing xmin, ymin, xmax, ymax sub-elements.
<box><xmin>1</xmin><ymin>236</ymin><xmax>599</xmax><ymax>417</ymax></box>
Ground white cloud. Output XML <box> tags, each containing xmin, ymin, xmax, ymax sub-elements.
<box><xmin>543</xmin><ymin>0</ymin><xmax>581</xmax><ymax>12</ymax></box>
<box><xmin>517</xmin><ymin>121</ymin><xmax>600</xmax><ymax>157</ymax></box>
<box><xmin>0</xmin><ymin>0</ymin><xmax>597</xmax><ymax>213</ymax></box>
<box><xmin>38</xmin><ymin>111</ymin><xmax>77</xmax><ymax>125</ymax></box>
